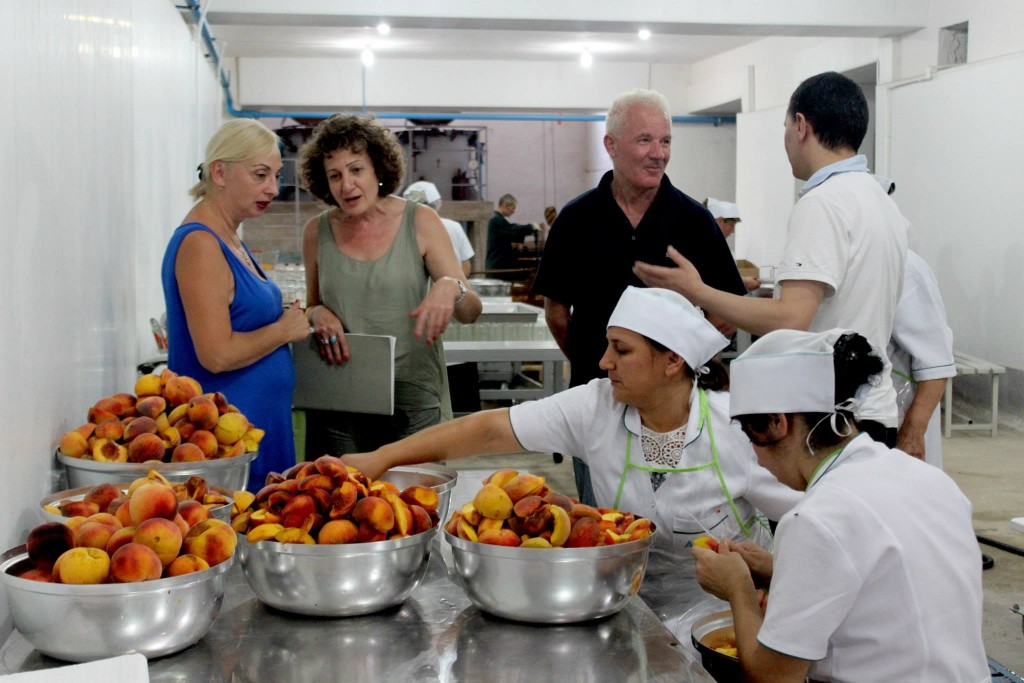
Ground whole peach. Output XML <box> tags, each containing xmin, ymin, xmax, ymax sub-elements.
<box><xmin>188</xmin><ymin>430</ymin><xmax>219</xmax><ymax>458</ymax></box>
<box><xmin>105</xmin><ymin>526</ymin><xmax>137</xmax><ymax>556</ymax></box>
<box><xmin>127</xmin><ymin>432</ymin><xmax>166</xmax><ymax>464</ymax></box>
<box><xmin>187</xmin><ymin>396</ymin><xmax>220</xmax><ymax>430</ymax></box>
<box><xmin>58</xmin><ymin>547</ymin><xmax>111</xmax><ymax>585</ymax></box>
<box><xmin>177</xmin><ymin>499</ymin><xmax>210</xmax><ymax>528</ymax></box>
<box><xmin>83</xmin><ymin>483</ymin><xmax>122</xmax><ymax>513</ymax></box>
<box><xmin>171</xmin><ymin>443</ymin><xmax>206</xmax><ymax>463</ymax></box>
<box><xmin>27</xmin><ymin>523</ymin><xmax>76</xmax><ymax>572</ymax></box>
<box><xmin>183</xmin><ymin>519</ymin><xmax>236</xmax><ymax>567</ymax></box>
<box><xmin>165</xmin><ymin>554</ymin><xmax>210</xmax><ymax>577</ymax></box>
<box><xmin>213</xmin><ymin>412</ymin><xmax>249</xmax><ymax>445</ymax></box>
<box><xmin>128</xmin><ymin>484</ymin><xmax>179</xmax><ymax>525</ymax></box>
<box><xmin>75</xmin><ymin>521</ymin><xmax>118</xmax><ymax>551</ymax></box>
<box><xmin>133</xmin><ymin>517</ymin><xmax>183</xmax><ymax>566</ymax></box>
<box><xmin>110</xmin><ymin>543</ymin><xmax>162</xmax><ymax>583</ymax></box>
<box><xmin>163</xmin><ymin>376</ymin><xmax>203</xmax><ymax>408</ymax></box>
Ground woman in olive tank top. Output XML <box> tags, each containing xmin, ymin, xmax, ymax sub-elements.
<box><xmin>298</xmin><ymin>115</ymin><xmax>481</xmax><ymax>456</ymax></box>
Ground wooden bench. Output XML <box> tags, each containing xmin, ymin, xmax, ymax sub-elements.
<box><xmin>944</xmin><ymin>352</ymin><xmax>1006</xmax><ymax>438</ymax></box>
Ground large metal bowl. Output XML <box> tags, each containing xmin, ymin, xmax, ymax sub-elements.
<box><xmin>691</xmin><ymin>609</ymin><xmax>743</xmax><ymax>683</ymax></box>
<box><xmin>0</xmin><ymin>545</ymin><xmax>233</xmax><ymax>662</ymax></box>
<box><xmin>377</xmin><ymin>463</ymin><xmax>458</xmax><ymax>524</ymax></box>
<box><xmin>57</xmin><ymin>450</ymin><xmax>256</xmax><ymax>491</ymax></box>
<box><xmin>444</xmin><ymin>527</ymin><xmax>656</xmax><ymax>624</ymax></box>
<box><xmin>39</xmin><ymin>482</ymin><xmax>234</xmax><ymax>524</ymax></box>
<box><xmin>236</xmin><ymin>528</ymin><xmax>436</xmax><ymax>617</ymax></box>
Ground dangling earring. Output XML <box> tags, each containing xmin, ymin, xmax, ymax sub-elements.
<box><xmin>378</xmin><ymin>182</ymin><xmax>383</xmax><ymax>187</ymax></box>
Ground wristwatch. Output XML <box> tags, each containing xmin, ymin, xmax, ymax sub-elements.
<box><xmin>448</xmin><ymin>277</ymin><xmax>468</xmax><ymax>304</ymax></box>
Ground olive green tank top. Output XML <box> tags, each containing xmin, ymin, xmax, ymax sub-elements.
<box><xmin>316</xmin><ymin>201</ymin><xmax>451</xmax><ymax>418</ymax></box>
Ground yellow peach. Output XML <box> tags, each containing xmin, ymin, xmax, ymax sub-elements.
<box><xmin>57</xmin><ymin>547</ymin><xmax>110</xmax><ymax>585</ymax></box>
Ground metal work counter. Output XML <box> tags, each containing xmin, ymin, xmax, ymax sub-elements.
<box><xmin>0</xmin><ymin>540</ymin><xmax>714</xmax><ymax>682</ymax></box>
<box><xmin>445</xmin><ymin>340</ymin><xmax>567</xmax><ymax>402</ymax></box>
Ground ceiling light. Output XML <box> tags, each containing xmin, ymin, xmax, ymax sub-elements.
<box><xmin>377</xmin><ymin>22</ymin><xmax>390</xmax><ymax>35</ymax></box>
<box><xmin>361</xmin><ymin>48</ymin><xmax>375</xmax><ymax>66</ymax></box>
<box><xmin>579</xmin><ymin>49</ymin><xmax>593</xmax><ymax>68</ymax></box>
<box><xmin>638</xmin><ymin>28</ymin><xmax>651</xmax><ymax>41</ymax></box>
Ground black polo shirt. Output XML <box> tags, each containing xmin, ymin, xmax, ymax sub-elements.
<box><xmin>533</xmin><ymin>171</ymin><xmax>746</xmax><ymax>386</ymax></box>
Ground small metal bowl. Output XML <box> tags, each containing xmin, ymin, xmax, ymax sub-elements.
<box><xmin>691</xmin><ymin>609</ymin><xmax>743</xmax><ymax>683</ymax></box>
<box><xmin>236</xmin><ymin>528</ymin><xmax>437</xmax><ymax>617</ymax></box>
<box><xmin>377</xmin><ymin>463</ymin><xmax>458</xmax><ymax>524</ymax></box>
<box><xmin>444</xmin><ymin>527</ymin><xmax>656</xmax><ymax>624</ymax></box>
<box><xmin>39</xmin><ymin>482</ymin><xmax>234</xmax><ymax>524</ymax></box>
<box><xmin>0</xmin><ymin>545</ymin><xmax>233</xmax><ymax>662</ymax></box>
<box><xmin>57</xmin><ymin>450</ymin><xmax>256</xmax><ymax>491</ymax></box>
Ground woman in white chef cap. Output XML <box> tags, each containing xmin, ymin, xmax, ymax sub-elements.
<box><xmin>343</xmin><ymin>286</ymin><xmax>800</xmax><ymax>621</ymax></box>
<box><xmin>693</xmin><ymin>328</ymin><xmax>987</xmax><ymax>683</ymax></box>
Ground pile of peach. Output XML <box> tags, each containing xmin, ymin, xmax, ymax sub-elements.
<box><xmin>43</xmin><ymin>472</ymin><xmax>230</xmax><ymax>520</ymax></box>
<box><xmin>444</xmin><ymin>469</ymin><xmax>653</xmax><ymax>548</ymax></box>
<box><xmin>57</xmin><ymin>370</ymin><xmax>262</xmax><ymax>464</ymax></box>
<box><xmin>17</xmin><ymin>472</ymin><xmax>237</xmax><ymax>584</ymax></box>
<box><xmin>230</xmin><ymin>455</ymin><xmax>440</xmax><ymax>545</ymax></box>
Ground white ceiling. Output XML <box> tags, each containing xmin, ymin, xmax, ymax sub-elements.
<box><xmin>192</xmin><ymin>1</ymin><xmax>925</xmax><ymax>66</ymax></box>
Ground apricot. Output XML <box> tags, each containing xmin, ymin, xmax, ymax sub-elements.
<box><xmin>171</xmin><ymin>443</ymin><xmax>206</xmax><ymax>463</ymax></box>
<box><xmin>165</xmin><ymin>554</ymin><xmax>210</xmax><ymax>577</ymax></box>
<box><xmin>123</xmin><ymin>416</ymin><xmax>158</xmax><ymax>441</ymax></box>
<box><xmin>60</xmin><ymin>500</ymin><xmax>100</xmax><ymax>518</ymax></box>
<box><xmin>134</xmin><ymin>373</ymin><xmax>163</xmax><ymax>397</ymax></box>
<box><xmin>27</xmin><ymin>522</ymin><xmax>76</xmax><ymax>571</ymax></box>
<box><xmin>127</xmin><ymin>432</ymin><xmax>166</xmax><ymax>464</ymax></box>
<box><xmin>129</xmin><ymin>483</ymin><xmax>179</xmax><ymax>525</ymax></box>
<box><xmin>484</xmin><ymin>468</ymin><xmax>519</xmax><ymax>488</ymax></box>
<box><xmin>213</xmin><ymin>412</ymin><xmax>249</xmax><ymax>445</ymax></box>
<box><xmin>163</xmin><ymin>375</ymin><xmax>203</xmax><ymax>408</ymax></box>
<box><xmin>186</xmin><ymin>396</ymin><xmax>219</xmax><ymax>430</ymax></box>
<box><xmin>318</xmin><ymin>519</ymin><xmax>358</xmax><ymax>544</ymax></box>
<box><xmin>473</xmin><ymin>484</ymin><xmax>513</xmax><ymax>520</ymax></box>
<box><xmin>177</xmin><ymin>499</ymin><xmax>210</xmax><ymax>528</ymax></box>
<box><xmin>83</xmin><ymin>483</ymin><xmax>122</xmax><ymax>513</ymax></box>
<box><xmin>500</xmin><ymin>474</ymin><xmax>545</xmax><ymax>503</ymax></box>
<box><xmin>478</xmin><ymin>529</ymin><xmax>521</xmax><ymax>546</ymax></box>
<box><xmin>566</xmin><ymin>517</ymin><xmax>602</xmax><ymax>548</ymax></box>
<box><xmin>110</xmin><ymin>543</ymin><xmax>163</xmax><ymax>582</ymax></box>
<box><xmin>18</xmin><ymin>568</ymin><xmax>53</xmax><ymax>582</ymax></box>
<box><xmin>134</xmin><ymin>517</ymin><xmax>183</xmax><ymax>566</ymax></box>
<box><xmin>183</xmin><ymin>519</ymin><xmax>236</xmax><ymax>567</ymax></box>
<box><xmin>352</xmin><ymin>496</ymin><xmax>395</xmax><ymax>534</ymax></box>
<box><xmin>105</xmin><ymin>526</ymin><xmax>137</xmax><ymax>556</ymax></box>
<box><xmin>58</xmin><ymin>430</ymin><xmax>90</xmax><ymax>458</ymax></box>
<box><xmin>136</xmin><ymin>395</ymin><xmax>167</xmax><ymax>420</ymax></box>
<box><xmin>409</xmin><ymin>504</ymin><xmax>434</xmax><ymax>535</ymax></box>
<box><xmin>399</xmin><ymin>485</ymin><xmax>439</xmax><ymax>513</ymax></box>
<box><xmin>91</xmin><ymin>438</ymin><xmax>128</xmax><ymax>463</ymax></box>
<box><xmin>188</xmin><ymin>430</ymin><xmax>219</xmax><ymax>458</ymax></box>
<box><xmin>58</xmin><ymin>547</ymin><xmax>110</xmax><ymax>585</ymax></box>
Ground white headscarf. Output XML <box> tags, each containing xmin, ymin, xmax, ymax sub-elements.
<box><xmin>607</xmin><ymin>287</ymin><xmax>728</xmax><ymax>373</ymax></box>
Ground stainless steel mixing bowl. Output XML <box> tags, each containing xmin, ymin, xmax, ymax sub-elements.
<box><xmin>236</xmin><ymin>528</ymin><xmax>437</xmax><ymax>617</ymax></box>
<box><xmin>57</xmin><ymin>450</ymin><xmax>256</xmax><ymax>491</ymax></box>
<box><xmin>0</xmin><ymin>545</ymin><xmax>233</xmax><ymax>662</ymax></box>
<box><xmin>444</xmin><ymin>527</ymin><xmax>656</xmax><ymax>624</ymax></box>
<box><xmin>377</xmin><ymin>462</ymin><xmax>457</xmax><ymax>524</ymax></box>
<box><xmin>39</xmin><ymin>482</ymin><xmax>233</xmax><ymax>524</ymax></box>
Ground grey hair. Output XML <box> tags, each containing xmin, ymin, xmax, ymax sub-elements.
<box><xmin>498</xmin><ymin>194</ymin><xmax>517</xmax><ymax>207</ymax></box>
<box><xmin>605</xmin><ymin>89</ymin><xmax>672</xmax><ymax>138</ymax></box>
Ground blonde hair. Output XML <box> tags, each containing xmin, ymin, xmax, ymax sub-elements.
<box><xmin>189</xmin><ymin>119</ymin><xmax>280</xmax><ymax>201</ymax></box>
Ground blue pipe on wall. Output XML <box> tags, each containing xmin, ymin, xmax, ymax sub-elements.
<box><xmin>179</xmin><ymin>2</ymin><xmax>736</xmax><ymax>126</ymax></box>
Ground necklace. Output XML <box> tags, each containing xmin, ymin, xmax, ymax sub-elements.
<box><xmin>222</xmin><ymin>230</ymin><xmax>253</xmax><ymax>267</ymax></box>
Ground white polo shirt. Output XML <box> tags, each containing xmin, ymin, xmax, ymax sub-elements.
<box><xmin>776</xmin><ymin>170</ymin><xmax>909</xmax><ymax>427</ymax></box>
<box><xmin>887</xmin><ymin>250</ymin><xmax>955</xmax><ymax>467</ymax></box>
<box><xmin>441</xmin><ymin>218</ymin><xmax>475</xmax><ymax>264</ymax></box>
<box><xmin>758</xmin><ymin>434</ymin><xmax>988</xmax><ymax>682</ymax></box>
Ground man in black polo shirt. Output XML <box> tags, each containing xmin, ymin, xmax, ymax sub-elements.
<box><xmin>533</xmin><ymin>89</ymin><xmax>746</xmax><ymax>505</ymax></box>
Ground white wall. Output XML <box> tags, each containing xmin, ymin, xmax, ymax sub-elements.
<box><xmin>0</xmin><ymin>1</ymin><xmax>219</xmax><ymax>627</ymax></box>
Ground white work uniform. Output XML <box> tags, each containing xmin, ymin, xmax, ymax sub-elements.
<box><xmin>510</xmin><ymin>379</ymin><xmax>801</xmax><ymax>622</ymax></box>
<box><xmin>441</xmin><ymin>218</ymin><xmax>475</xmax><ymax>264</ymax></box>
<box><xmin>759</xmin><ymin>434</ymin><xmax>988</xmax><ymax>683</ymax></box>
<box><xmin>887</xmin><ymin>250</ymin><xmax>955</xmax><ymax>468</ymax></box>
<box><xmin>776</xmin><ymin>169</ymin><xmax>909</xmax><ymax>427</ymax></box>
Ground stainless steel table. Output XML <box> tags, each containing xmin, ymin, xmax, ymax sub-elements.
<box><xmin>0</xmin><ymin>541</ymin><xmax>713</xmax><ymax>682</ymax></box>
<box><xmin>445</xmin><ymin>340</ymin><xmax>567</xmax><ymax>402</ymax></box>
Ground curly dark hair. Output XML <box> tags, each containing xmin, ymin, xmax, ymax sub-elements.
<box><xmin>298</xmin><ymin>114</ymin><xmax>406</xmax><ymax>206</ymax></box>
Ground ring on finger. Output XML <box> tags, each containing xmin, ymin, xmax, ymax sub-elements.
<box><xmin>329</xmin><ymin>335</ymin><xmax>337</xmax><ymax>343</ymax></box>
<box><xmin>319</xmin><ymin>337</ymin><xmax>328</xmax><ymax>344</ymax></box>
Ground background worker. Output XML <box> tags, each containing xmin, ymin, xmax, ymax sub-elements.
<box><xmin>485</xmin><ymin>193</ymin><xmax>539</xmax><ymax>276</ymax></box>
<box><xmin>403</xmin><ymin>180</ymin><xmax>475</xmax><ymax>277</ymax></box>
<box><xmin>706</xmin><ymin>197</ymin><xmax>760</xmax><ymax>292</ymax></box>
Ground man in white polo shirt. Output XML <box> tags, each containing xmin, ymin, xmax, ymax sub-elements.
<box><xmin>635</xmin><ymin>71</ymin><xmax>909</xmax><ymax>445</ymax></box>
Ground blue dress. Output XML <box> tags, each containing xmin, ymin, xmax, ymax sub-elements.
<box><xmin>161</xmin><ymin>223</ymin><xmax>295</xmax><ymax>492</ymax></box>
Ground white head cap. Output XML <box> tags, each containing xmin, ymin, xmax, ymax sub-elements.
<box><xmin>707</xmin><ymin>198</ymin><xmax>741</xmax><ymax>221</ymax></box>
<box><xmin>402</xmin><ymin>181</ymin><xmax>442</xmax><ymax>209</ymax></box>
<box><xmin>729</xmin><ymin>327</ymin><xmax>886</xmax><ymax>420</ymax></box>
<box><xmin>607</xmin><ymin>287</ymin><xmax>728</xmax><ymax>371</ymax></box>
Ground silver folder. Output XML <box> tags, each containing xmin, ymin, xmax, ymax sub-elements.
<box><xmin>291</xmin><ymin>334</ymin><xmax>396</xmax><ymax>415</ymax></box>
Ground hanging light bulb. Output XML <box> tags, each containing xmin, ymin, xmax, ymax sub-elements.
<box><xmin>377</xmin><ymin>22</ymin><xmax>390</xmax><ymax>35</ymax></box>
<box><xmin>579</xmin><ymin>49</ymin><xmax>593</xmax><ymax>68</ymax></box>
<box><xmin>638</xmin><ymin>28</ymin><xmax>651</xmax><ymax>41</ymax></box>
<box><xmin>361</xmin><ymin>48</ymin><xmax>375</xmax><ymax>66</ymax></box>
